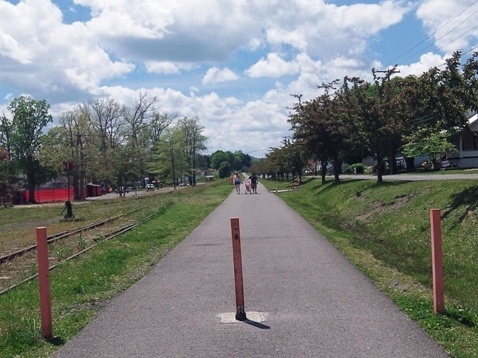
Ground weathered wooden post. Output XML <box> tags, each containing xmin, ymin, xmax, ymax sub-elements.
<box><xmin>231</xmin><ymin>217</ymin><xmax>247</xmax><ymax>321</ymax></box>
<box><xmin>430</xmin><ymin>209</ymin><xmax>445</xmax><ymax>314</ymax></box>
<box><xmin>36</xmin><ymin>227</ymin><xmax>53</xmax><ymax>338</ymax></box>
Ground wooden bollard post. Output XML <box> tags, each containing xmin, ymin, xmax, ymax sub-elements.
<box><xmin>36</xmin><ymin>227</ymin><xmax>53</xmax><ymax>339</ymax></box>
<box><xmin>430</xmin><ymin>209</ymin><xmax>445</xmax><ymax>314</ymax></box>
<box><xmin>230</xmin><ymin>217</ymin><xmax>247</xmax><ymax>321</ymax></box>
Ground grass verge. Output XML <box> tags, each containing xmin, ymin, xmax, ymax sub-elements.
<box><xmin>0</xmin><ymin>181</ymin><xmax>232</xmax><ymax>358</ymax></box>
<box><xmin>263</xmin><ymin>177</ymin><xmax>478</xmax><ymax>358</ymax></box>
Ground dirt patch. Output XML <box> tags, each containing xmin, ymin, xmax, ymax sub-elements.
<box><xmin>357</xmin><ymin>194</ymin><xmax>412</xmax><ymax>223</ymax></box>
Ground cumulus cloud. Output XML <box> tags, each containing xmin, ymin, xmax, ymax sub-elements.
<box><xmin>202</xmin><ymin>67</ymin><xmax>239</xmax><ymax>85</ymax></box>
<box><xmin>145</xmin><ymin>61</ymin><xmax>195</xmax><ymax>74</ymax></box>
<box><xmin>246</xmin><ymin>53</ymin><xmax>300</xmax><ymax>78</ymax></box>
<box><xmin>397</xmin><ymin>52</ymin><xmax>446</xmax><ymax>77</ymax></box>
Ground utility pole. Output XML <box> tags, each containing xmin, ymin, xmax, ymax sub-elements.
<box><xmin>373</xmin><ymin>66</ymin><xmax>401</xmax><ymax>176</ymax></box>
<box><xmin>373</xmin><ymin>66</ymin><xmax>400</xmax><ymax>80</ymax></box>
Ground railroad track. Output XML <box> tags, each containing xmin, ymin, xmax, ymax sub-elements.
<box><xmin>0</xmin><ymin>211</ymin><xmax>154</xmax><ymax>296</ymax></box>
<box><xmin>0</xmin><ymin>213</ymin><xmax>127</xmax><ymax>264</ymax></box>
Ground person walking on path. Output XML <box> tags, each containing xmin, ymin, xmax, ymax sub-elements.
<box><xmin>233</xmin><ymin>172</ymin><xmax>241</xmax><ymax>194</ymax></box>
<box><xmin>250</xmin><ymin>172</ymin><xmax>258</xmax><ymax>194</ymax></box>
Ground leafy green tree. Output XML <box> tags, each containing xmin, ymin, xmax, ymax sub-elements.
<box><xmin>340</xmin><ymin>75</ymin><xmax>403</xmax><ymax>183</ymax></box>
<box><xmin>149</xmin><ymin>126</ymin><xmax>188</xmax><ymax>189</ymax></box>
<box><xmin>210</xmin><ymin>150</ymin><xmax>229</xmax><ymax>169</ymax></box>
<box><xmin>0</xmin><ymin>114</ymin><xmax>15</xmax><ymax>199</ymax></box>
<box><xmin>8</xmin><ymin>96</ymin><xmax>52</xmax><ymax>203</ymax></box>
<box><xmin>217</xmin><ymin>161</ymin><xmax>231</xmax><ymax>178</ymax></box>
<box><xmin>290</xmin><ymin>81</ymin><xmax>349</xmax><ymax>183</ymax></box>
<box><xmin>402</xmin><ymin>130</ymin><xmax>457</xmax><ymax>170</ymax></box>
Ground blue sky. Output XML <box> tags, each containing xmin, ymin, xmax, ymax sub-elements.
<box><xmin>1</xmin><ymin>0</ymin><xmax>478</xmax><ymax>157</ymax></box>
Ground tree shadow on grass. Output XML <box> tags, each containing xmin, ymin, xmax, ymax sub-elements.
<box><xmin>309</xmin><ymin>177</ymin><xmax>410</xmax><ymax>196</ymax></box>
<box><xmin>442</xmin><ymin>185</ymin><xmax>478</xmax><ymax>224</ymax></box>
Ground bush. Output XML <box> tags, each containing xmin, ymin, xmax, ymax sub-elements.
<box><xmin>344</xmin><ymin>163</ymin><xmax>365</xmax><ymax>174</ymax></box>
<box><xmin>217</xmin><ymin>161</ymin><xmax>231</xmax><ymax>178</ymax></box>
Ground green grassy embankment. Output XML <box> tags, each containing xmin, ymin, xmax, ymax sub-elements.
<box><xmin>263</xmin><ymin>176</ymin><xmax>478</xmax><ymax>358</ymax></box>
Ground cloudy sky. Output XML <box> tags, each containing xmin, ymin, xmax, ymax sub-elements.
<box><xmin>1</xmin><ymin>0</ymin><xmax>478</xmax><ymax>157</ymax></box>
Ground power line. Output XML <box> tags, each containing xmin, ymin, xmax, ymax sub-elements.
<box><xmin>384</xmin><ymin>0</ymin><xmax>478</xmax><ymax>68</ymax></box>
<box><xmin>401</xmin><ymin>6</ymin><xmax>478</xmax><ymax>65</ymax></box>
<box><xmin>439</xmin><ymin>22</ymin><xmax>478</xmax><ymax>52</ymax></box>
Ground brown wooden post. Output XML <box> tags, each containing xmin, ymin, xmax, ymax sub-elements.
<box><xmin>231</xmin><ymin>217</ymin><xmax>247</xmax><ymax>321</ymax></box>
<box><xmin>36</xmin><ymin>227</ymin><xmax>53</xmax><ymax>338</ymax></box>
<box><xmin>430</xmin><ymin>209</ymin><xmax>445</xmax><ymax>314</ymax></box>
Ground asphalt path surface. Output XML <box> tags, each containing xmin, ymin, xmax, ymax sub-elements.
<box><xmin>54</xmin><ymin>181</ymin><xmax>449</xmax><ymax>358</ymax></box>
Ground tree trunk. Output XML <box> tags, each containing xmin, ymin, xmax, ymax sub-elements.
<box><xmin>405</xmin><ymin>157</ymin><xmax>415</xmax><ymax>172</ymax></box>
<box><xmin>320</xmin><ymin>159</ymin><xmax>327</xmax><ymax>185</ymax></box>
<box><xmin>26</xmin><ymin>163</ymin><xmax>37</xmax><ymax>203</ymax></box>
<box><xmin>376</xmin><ymin>155</ymin><xmax>384</xmax><ymax>183</ymax></box>
<box><xmin>73</xmin><ymin>171</ymin><xmax>80</xmax><ymax>200</ymax></box>
<box><xmin>27</xmin><ymin>180</ymin><xmax>36</xmax><ymax>203</ymax></box>
<box><xmin>333</xmin><ymin>158</ymin><xmax>341</xmax><ymax>183</ymax></box>
<box><xmin>389</xmin><ymin>142</ymin><xmax>397</xmax><ymax>175</ymax></box>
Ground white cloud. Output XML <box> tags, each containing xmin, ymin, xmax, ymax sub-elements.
<box><xmin>202</xmin><ymin>67</ymin><xmax>239</xmax><ymax>85</ymax></box>
<box><xmin>417</xmin><ymin>0</ymin><xmax>478</xmax><ymax>54</ymax></box>
<box><xmin>145</xmin><ymin>62</ymin><xmax>179</xmax><ymax>75</ymax></box>
<box><xmin>246</xmin><ymin>53</ymin><xmax>300</xmax><ymax>78</ymax></box>
<box><xmin>397</xmin><ymin>52</ymin><xmax>446</xmax><ymax>77</ymax></box>
<box><xmin>0</xmin><ymin>1</ymin><xmax>135</xmax><ymax>98</ymax></box>
<box><xmin>145</xmin><ymin>61</ymin><xmax>195</xmax><ymax>74</ymax></box>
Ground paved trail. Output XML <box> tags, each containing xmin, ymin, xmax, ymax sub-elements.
<box><xmin>54</xmin><ymin>182</ymin><xmax>449</xmax><ymax>357</ymax></box>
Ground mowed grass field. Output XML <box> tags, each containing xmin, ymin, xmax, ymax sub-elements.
<box><xmin>1</xmin><ymin>176</ymin><xmax>478</xmax><ymax>357</ymax></box>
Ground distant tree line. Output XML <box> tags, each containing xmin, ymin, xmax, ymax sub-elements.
<box><xmin>252</xmin><ymin>51</ymin><xmax>478</xmax><ymax>184</ymax></box>
<box><xmin>0</xmin><ymin>92</ymin><xmax>208</xmax><ymax>203</ymax></box>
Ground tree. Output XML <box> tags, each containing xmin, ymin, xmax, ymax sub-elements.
<box><xmin>402</xmin><ymin>130</ymin><xmax>458</xmax><ymax>170</ymax></box>
<box><xmin>59</xmin><ymin>108</ymin><xmax>92</xmax><ymax>200</ymax></box>
<box><xmin>8</xmin><ymin>96</ymin><xmax>52</xmax><ymax>203</ymax></box>
<box><xmin>340</xmin><ymin>75</ymin><xmax>398</xmax><ymax>183</ymax></box>
<box><xmin>217</xmin><ymin>161</ymin><xmax>231</xmax><ymax>178</ymax></box>
<box><xmin>211</xmin><ymin>150</ymin><xmax>230</xmax><ymax>169</ymax></box>
<box><xmin>84</xmin><ymin>98</ymin><xmax>124</xmax><ymax>185</ymax></box>
<box><xmin>147</xmin><ymin>112</ymin><xmax>175</xmax><ymax>146</ymax></box>
<box><xmin>177</xmin><ymin>117</ymin><xmax>207</xmax><ymax>185</ymax></box>
<box><xmin>0</xmin><ymin>114</ymin><xmax>15</xmax><ymax>199</ymax></box>
<box><xmin>289</xmin><ymin>81</ymin><xmax>349</xmax><ymax>184</ymax></box>
<box><xmin>123</xmin><ymin>92</ymin><xmax>158</xmax><ymax>182</ymax></box>
<box><xmin>149</xmin><ymin>126</ymin><xmax>188</xmax><ymax>189</ymax></box>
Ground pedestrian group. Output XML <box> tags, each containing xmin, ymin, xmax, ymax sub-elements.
<box><xmin>233</xmin><ymin>172</ymin><xmax>258</xmax><ymax>194</ymax></box>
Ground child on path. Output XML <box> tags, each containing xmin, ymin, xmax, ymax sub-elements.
<box><xmin>244</xmin><ymin>177</ymin><xmax>251</xmax><ymax>194</ymax></box>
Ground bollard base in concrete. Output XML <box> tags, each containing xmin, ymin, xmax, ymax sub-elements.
<box><xmin>217</xmin><ymin>311</ymin><xmax>268</xmax><ymax>324</ymax></box>
<box><xmin>235</xmin><ymin>307</ymin><xmax>247</xmax><ymax>321</ymax></box>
